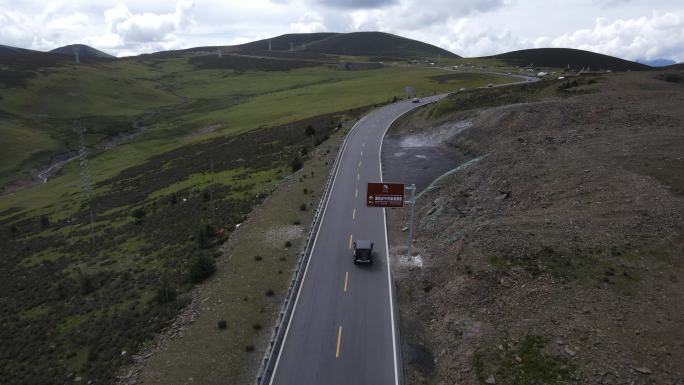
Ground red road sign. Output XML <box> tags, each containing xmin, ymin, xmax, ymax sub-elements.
<box><xmin>367</xmin><ymin>182</ymin><xmax>405</xmax><ymax>208</ymax></box>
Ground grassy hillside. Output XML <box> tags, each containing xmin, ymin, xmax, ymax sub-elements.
<box><xmin>238</xmin><ymin>32</ymin><xmax>339</xmax><ymax>52</ymax></box>
<box><xmin>0</xmin><ymin>47</ymin><xmax>513</xmax><ymax>384</ymax></box>
<box><xmin>303</xmin><ymin>31</ymin><xmax>459</xmax><ymax>58</ymax></box>
<box><xmin>50</xmin><ymin>44</ymin><xmax>116</xmax><ymax>59</ymax></box>
<box><xmin>486</xmin><ymin>48</ymin><xmax>651</xmax><ymax>71</ymax></box>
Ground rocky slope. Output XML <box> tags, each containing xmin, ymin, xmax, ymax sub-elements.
<box><xmin>385</xmin><ymin>72</ymin><xmax>684</xmax><ymax>385</ymax></box>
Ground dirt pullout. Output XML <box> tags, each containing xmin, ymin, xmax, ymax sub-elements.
<box><xmin>385</xmin><ymin>72</ymin><xmax>684</xmax><ymax>385</ymax></box>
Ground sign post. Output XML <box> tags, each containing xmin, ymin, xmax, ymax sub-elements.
<box><xmin>406</xmin><ymin>184</ymin><xmax>416</xmax><ymax>258</ymax></box>
<box><xmin>366</xmin><ymin>182</ymin><xmax>405</xmax><ymax>208</ymax></box>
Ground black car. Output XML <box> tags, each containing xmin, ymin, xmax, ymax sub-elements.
<box><xmin>352</xmin><ymin>240</ymin><xmax>374</xmax><ymax>264</ymax></box>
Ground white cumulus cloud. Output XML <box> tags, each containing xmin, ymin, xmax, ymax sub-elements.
<box><xmin>544</xmin><ymin>11</ymin><xmax>684</xmax><ymax>62</ymax></box>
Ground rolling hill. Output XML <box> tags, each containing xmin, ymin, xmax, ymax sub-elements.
<box><xmin>238</xmin><ymin>32</ymin><xmax>339</xmax><ymax>52</ymax></box>
<box><xmin>0</xmin><ymin>44</ymin><xmax>36</xmax><ymax>54</ymax></box>
<box><xmin>50</xmin><ymin>44</ymin><xmax>115</xmax><ymax>59</ymax></box>
<box><xmin>301</xmin><ymin>31</ymin><xmax>459</xmax><ymax>58</ymax></box>
<box><xmin>485</xmin><ymin>48</ymin><xmax>651</xmax><ymax>71</ymax></box>
<box><xmin>664</xmin><ymin>63</ymin><xmax>684</xmax><ymax>70</ymax></box>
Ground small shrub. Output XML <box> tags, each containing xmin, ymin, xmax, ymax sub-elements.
<box><xmin>252</xmin><ymin>322</ymin><xmax>262</xmax><ymax>331</ymax></box>
<box><xmin>170</xmin><ymin>194</ymin><xmax>178</xmax><ymax>205</ymax></box>
<box><xmin>293</xmin><ymin>220</ymin><xmax>301</xmax><ymax>225</ymax></box>
<box><xmin>265</xmin><ymin>289</ymin><xmax>275</xmax><ymax>297</ymax></box>
<box><xmin>305</xmin><ymin>125</ymin><xmax>316</xmax><ymax>136</ymax></box>
<box><xmin>131</xmin><ymin>208</ymin><xmax>146</xmax><ymax>221</ymax></box>
<box><xmin>9</xmin><ymin>225</ymin><xmax>18</xmax><ymax>235</ymax></box>
<box><xmin>303</xmin><ymin>188</ymin><xmax>308</xmax><ymax>194</ymax></box>
<box><xmin>155</xmin><ymin>279</ymin><xmax>177</xmax><ymax>304</ymax></box>
<box><xmin>79</xmin><ymin>273</ymin><xmax>96</xmax><ymax>295</ymax></box>
<box><xmin>284</xmin><ymin>241</ymin><xmax>292</xmax><ymax>248</ymax></box>
<box><xmin>299</xmin><ymin>203</ymin><xmax>307</xmax><ymax>211</ymax></box>
<box><xmin>254</xmin><ymin>255</ymin><xmax>262</xmax><ymax>261</ymax></box>
<box><xmin>189</xmin><ymin>254</ymin><xmax>216</xmax><ymax>283</ymax></box>
<box><xmin>218</xmin><ymin>320</ymin><xmax>227</xmax><ymax>329</ymax></box>
<box><xmin>245</xmin><ymin>344</ymin><xmax>255</xmax><ymax>352</ymax></box>
<box><xmin>203</xmin><ymin>190</ymin><xmax>211</xmax><ymax>202</ymax></box>
<box><xmin>40</xmin><ymin>216</ymin><xmax>50</xmax><ymax>229</ymax></box>
<box><xmin>291</xmin><ymin>157</ymin><xmax>303</xmax><ymax>172</ymax></box>
<box><xmin>197</xmin><ymin>227</ymin><xmax>210</xmax><ymax>249</ymax></box>
<box><xmin>279</xmin><ymin>256</ymin><xmax>287</xmax><ymax>261</ymax></box>
<box><xmin>300</xmin><ymin>147</ymin><xmax>308</xmax><ymax>156</ymax></box>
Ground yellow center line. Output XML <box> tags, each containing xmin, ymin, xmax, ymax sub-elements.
<box><xmin>336</xmin><ymin>326</ymin><xmax>343</xmax><ymax>358</ymax></box>
<box><xmin>344</xmin><ymin>271</ymin><xmax>349</xmax><ymax>292</ymax></box>
<box><xmin>352</xmin><ymin>208</ymin><xmax>356</xmax><ymax>220</ymax></box>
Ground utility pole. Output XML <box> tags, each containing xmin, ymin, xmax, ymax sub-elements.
<box><xmin>210</xmin><ymin>158</ymin><xmax>216</xmax><ymax>225</ymax></box>
<box><xmin>75</xmin><ymin>121</ymin><xmax>95</xmax><ymax>244</ymax></box>
<box><xmin>406</xmin><ymin>184</ymin><xmax>416</xmax><ymax>258</ymax></box>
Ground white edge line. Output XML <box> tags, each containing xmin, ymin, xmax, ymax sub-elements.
<box><xmin>379</xmin><ymin>95</ymin><xmax>446</xmax><ymax>385</ymax></box>
<box><xmin>269</xmin><ymin>114</ymin><xmax>366</xmax><ymax>385</ymax></box>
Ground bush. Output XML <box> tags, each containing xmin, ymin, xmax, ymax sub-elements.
<box><xmin>9</xmin><ymin>225</ymin><xmax>18</xmax><ymax>235</ymax></box>
<box><xmin>293</xmin><ymin>220</ymin><xmax>300</xmax><ymax>225</ymax></box>
<box><xmin>131</xmin><ymin>208</ymin><xmax>146</xmax><ymax>220</ymax></box>
<box><xmin>305</xmin><ymin>125</ymin><xmax>316</xmax><ymax>136</ymax></box>
<box><xmin>79</xmin><ymin>274</ymin><xmax>96</xmax><ymax>295</ymax></box>
<box><xmin>284</xmin><ymin>241</ymin><xmax>292</xmax><ymax>248</ymax></box>
<box><xmin>252</xmin><ymin>322</ymin><xmax>262</xmax><ymax>331</ymax></box>
<box><xmin>265</xmin><ymin>289</ymin><xmax>275</xmax><ymax>297</ymax></box>
<box><xmin>303</xmin><ymin>188</ymin><xmax>308</xmax><ymax>194</ymax></box>
<box><xmin>300</xmin><ymin>203</ymin><xmax>307</xmax><ymax>211</ymax></box>
<box><xmin>291</xmin><ymin>157</ymin><xmax>303</xmax><ymax>172</ymax></box>
<box><xmin>218</xmin><ymin>320</ymin><xmax>227</xmax><ymax>329</ymax></box>
<box><xmin>254</xmin><ymin>255</ymin><xmax>262</xmax><ymax>261</ymax></box>
<box><xmin>197</xmin><ymin>227</ymin><xmax>210</xmax><ymax>249</ymax></box>
<box><xmin>40</xmin><ymin>216</ymin><xmax>50</xmax><ymax>229</ymax></box>
<box><xmin>189</xmin><ymin>254</ymin><xmax>216</xmax><ymax>283</ymax></box>
<box><xmin>245</xmin><ymin>344</ymin><xmax>255</xmax><ymax>352</ymax></box>
<box><xmin>155</xmin><ymin>279</ymin><xmax>177</xmax><ymax>304</ymax></box>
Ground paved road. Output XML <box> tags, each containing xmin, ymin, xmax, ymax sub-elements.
<box><xmin>269</xmin><ymin>95</ymin><xmax>445</xmax><ymax>385</ymax></box>
<box><xmin>269</xmin><ymin>74</ymin><xmax>536</xmax><ymax>385</ymax></box>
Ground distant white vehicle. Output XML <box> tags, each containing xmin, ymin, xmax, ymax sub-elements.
<box><xmin>458</xmin><ymin>87</ymin><xmax>467</xmax><ymax>92</ymax></box>
<box><xmin>558</xmin><ymin>76</ymin><xmax>566</xmax><ymax>80</ymax></box>
<box><xmin>487</xmin><ymin>83</ymin><xmax>493</xmax><ymax>88</ymax></box>
<box><xmin>412</xmin><ymin>97</ymin><xmax>420</xmax><ymax>103</ymax></box>
<box><xmin>537</xmin><ymin>71</ymin><xmax>548</xmax><ymax>76</ymax></box>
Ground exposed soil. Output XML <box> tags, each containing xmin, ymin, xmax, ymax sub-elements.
<box><xmin>384</xmin><ymin>72</ymin><xmax>684</xmax><ymax>385</ymax></box>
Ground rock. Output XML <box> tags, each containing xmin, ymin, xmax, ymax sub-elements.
<box><xmin>485</xmin><ymin>374</ymin><xmax>496</xmax><ymax>384</ymax></box>
<box><xmin>75</xmin><ymin>377</ymin><xmax>82</xmax><ymax>382</ymax></box>
<box><xmin>633</xmin><ymin>367</ymin><xmax>652</xmax><ymax>374</ymax></box>
<box><xmin>401</xmin><ymin>226</ymin><xmax>409</xmax><ymax>232</ymax></box>
<box><xmin>564</xmin><ymin>346</ymin><xmax>576</xmax><ymax>357</ymax></box>
<box><xmin>515</xmin><ymin>355</ymin><xmax>522</xmax><ymax>363</ymax></box>
<box><xmin>555</xmin><ymin>339</ymin><xmax>564</xmax><ymax>345</ymax></box>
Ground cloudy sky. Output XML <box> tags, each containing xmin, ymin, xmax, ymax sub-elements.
<box><xmin>1</xmin><ymin>0</ymin><xmax>683</xmax><ymax>62</ymax></box>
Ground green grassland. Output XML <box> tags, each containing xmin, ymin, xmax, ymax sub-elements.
<box><xmin>0</xmin><ymin>51</ymin><xmax>516</xmax><ymax>385</ymax></box>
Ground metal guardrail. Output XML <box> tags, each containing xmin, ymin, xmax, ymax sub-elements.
<box><xmin>255</xmin><ymin>117</ymin><xmax>364</xmax><ymax>385</ymax></box>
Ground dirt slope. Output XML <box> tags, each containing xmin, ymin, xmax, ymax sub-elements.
<box><xmin>386</xmin><ymin>72</ymin><xmax>684</xmax><ymax>385</ymax></box>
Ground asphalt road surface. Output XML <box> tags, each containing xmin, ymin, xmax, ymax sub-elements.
<box><xmin>269</xmin><ymin>95</ymin><xmax>446</xmax><ymax>385</ymax></box>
